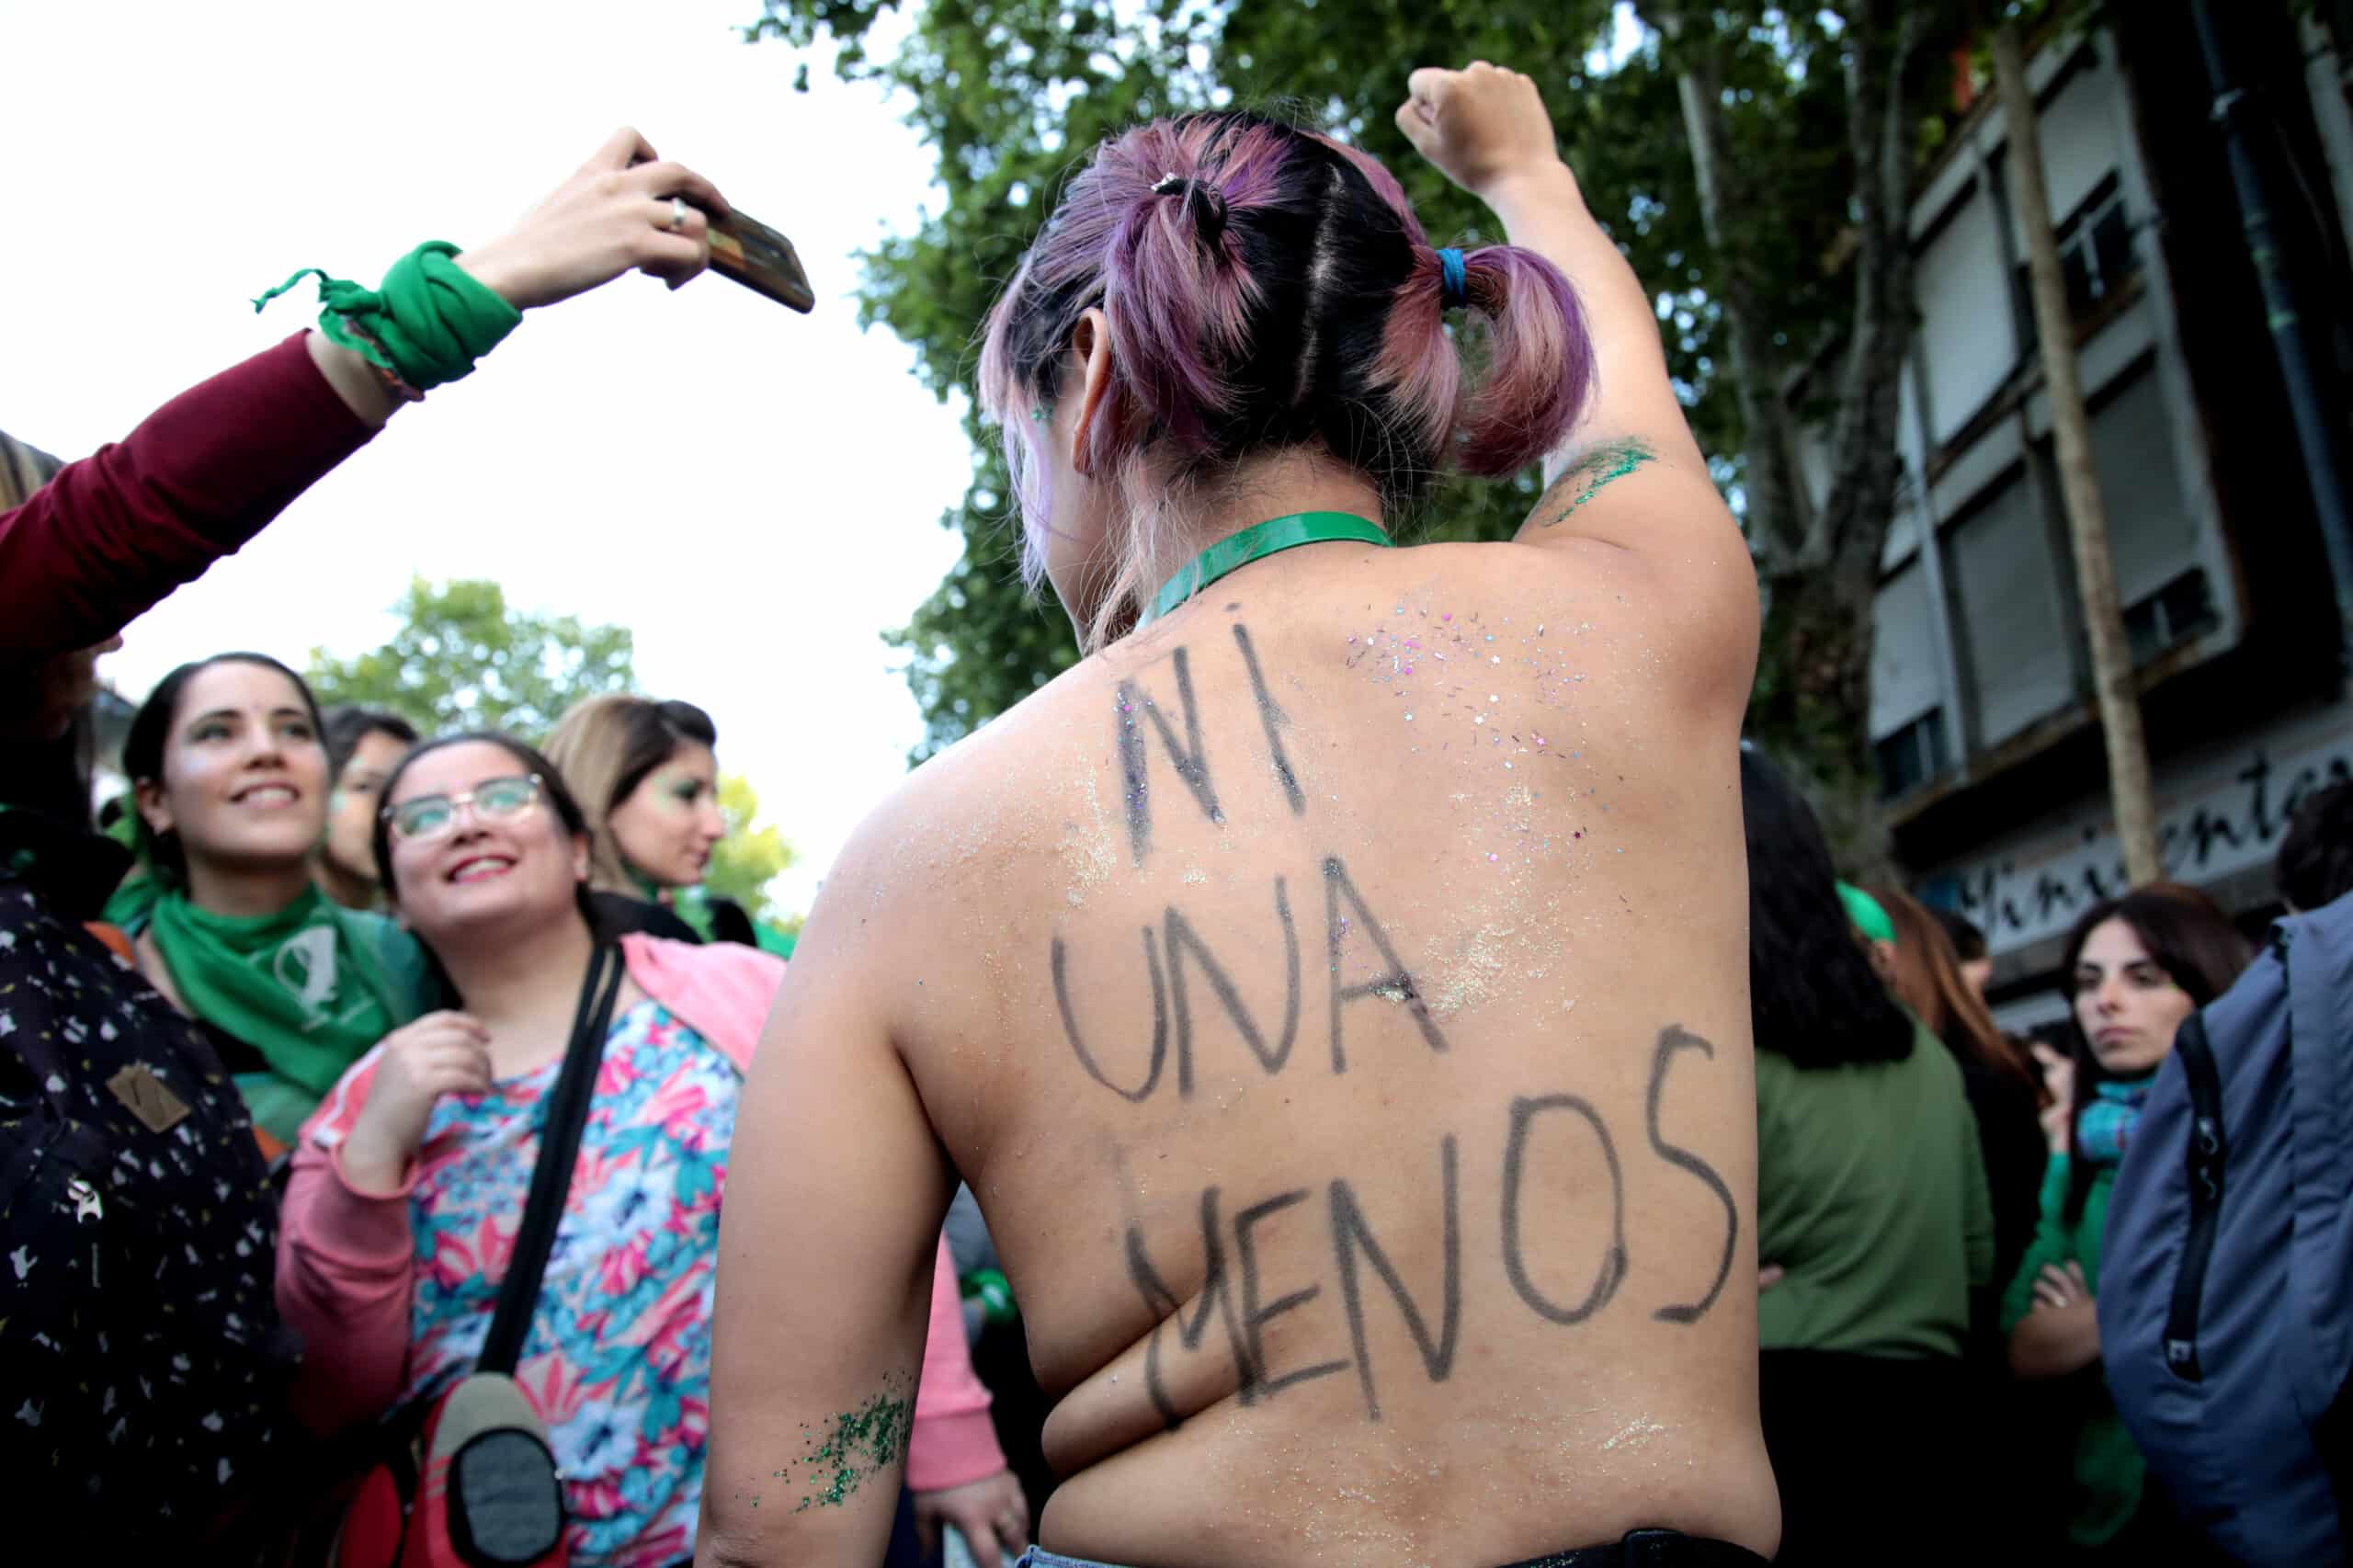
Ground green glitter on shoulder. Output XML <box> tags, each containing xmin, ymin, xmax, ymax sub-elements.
<box><xmin>1540</xmin><ymin>437</ymin><xmax>1658</xmax><ymax>526</ymax></box>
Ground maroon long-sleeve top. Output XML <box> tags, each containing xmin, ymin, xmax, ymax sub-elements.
<box><xmin>0</xmin><ymin>333</ymin><xmax>379</xmax><ymax>665</ymax></box>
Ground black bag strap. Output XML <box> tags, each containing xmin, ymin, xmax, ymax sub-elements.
<box><xmin>478</xmin><ymin>942</ymin><xmax>626</xmax><ymax>1376</ymax></box>
<box><xmin>2163</xmin><ymin>1009</ymin><xmax>2226</xmax><ymax>1383</ymax></box>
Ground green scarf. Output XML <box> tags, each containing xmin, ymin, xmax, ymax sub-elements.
<box><xmin>673</xmin><ymin>883</ymin><xmax>800</xmax><ymax>958</ymax></box>
<box><xmin>115</xmin><ymin>881</ymin><xmax>427</xmax><ymax>1098</ymax></box>
<box><xmin>254</xmin><ymin>241</ymin><xmax>520</xmax><ymax>392</ymax></box>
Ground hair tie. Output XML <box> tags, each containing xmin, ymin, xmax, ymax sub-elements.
<box><xmin>1436</xmin><ymin>247</ymin><xmax>1469</xmax><ymax>311</ymax></box>
<box><xmin>1150</xmin><ymin>172</ymin><xmax>1229</xmax><ymax>244</ymax></box>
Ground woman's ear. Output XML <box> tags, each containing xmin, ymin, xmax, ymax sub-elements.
<box><xmin>574</xmin><ymin>833</ymin><xmax>593</xmax><ymax>885</ymax></box>
<box><xmin>133</xmin><ymin>778</ymin><xmax>173</xmax><ymax>839</ymax></box>
<box><xmin>1066</xmin><ymin>307</ymin><xmax>1116</xmax><ymax>477</ymax></box>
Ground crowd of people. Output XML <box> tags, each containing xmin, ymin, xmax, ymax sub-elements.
<box><xmin>2</xmin><ymin>57</ymin><xmax>2346</xmax><ymax>1568</ymax></box>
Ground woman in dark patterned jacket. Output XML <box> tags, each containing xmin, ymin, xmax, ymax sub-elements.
<box><xmin>0</xmin><ymin>131</ymin><xmax>732</xmax><ymax>1556</ymax></box>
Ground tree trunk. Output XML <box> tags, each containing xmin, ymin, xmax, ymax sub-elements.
<box><xmin>1720</xmin><ymin>0</ymin><xmax>1930</xmax><ymax>873</ymax></box>
<box><xmin>1650</xmin><ymin>3</ymin><xmax>1813</xmax><ymax>558</ymax></box>
<box><xmin>1992</xmin><ymin>22</ymin><xmax>2163</xmax><ymax>885</ymax></box>
<box><xmin>1629</xmin><ymin>3</ymin><xmax>1935</xmax><ymax>870</ymax></box>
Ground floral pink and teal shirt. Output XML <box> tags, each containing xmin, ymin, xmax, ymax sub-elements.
<box><xmin>308</xmin><ymin>1000</ymin><xmax>740</xmax><ymax>1567</ymax></box>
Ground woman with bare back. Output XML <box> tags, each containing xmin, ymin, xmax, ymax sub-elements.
<box><xmin>699</xmin><ymin>62</ymin><xmax>1773</xmax><ymax>1568</ymax></box>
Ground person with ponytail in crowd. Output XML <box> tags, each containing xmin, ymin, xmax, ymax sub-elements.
<box><xmin>0</xmin><ymin>131</ymin><xmax>740</xmax><ymax>1555</ymax></box>
<box><xmin>1934</xmin><ymin>903</ymin><xmax>1996</xmax><ymax>1003</ymax></box>
<box><xmin>700</xmin><ymin>63</ymin><xmax>1774</xmax><ymax>1568</ymax></box>
<box><xmin>2003</xmin><ymin>886</ymin><xmax>2251</xmax><ymax>1559</ymax></box>
<box><xmin>110</xmin><ymin>653</ymin><xmax>437</xmax><ymax>1150</ymax></box>
<box><xmin>319</xmin><ymin>704</ymin><xmax>421</xmax><ymax>911</ymax></box>
<box><xmin>1873</xmin><ymin>884</ymin><xmax>2047</xmax><ymax>1296</ymax></box>
<box><xmin>278</xmin><ymin>734</ymin><xmax>1020</xmax><ymax>1567</ymax></box>
<box><xmin>1742</xmin><ymin>756</ymin><xmax>1992</xmax><ymax>1565</ymax></box>
<box><xmin>544</xmin><ymin>693</ymin><xmax>794</xmax><ymax>954</ymax></box>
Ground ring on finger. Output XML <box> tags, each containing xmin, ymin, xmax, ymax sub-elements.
<box><xmin>666</xmin><ymin>196</ymin><xmax>690</xmax><ymax>233</ymax></box>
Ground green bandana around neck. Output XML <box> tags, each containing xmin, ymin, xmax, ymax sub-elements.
<box><xmin>671</xmin><ymin>882</ymin><xmax>718</xmax><ymax>941</ymax></box>
<box><xmin>138</xmin><ymin>883</ymin><xmax>425</xmax><ymax>1096</ymax></box>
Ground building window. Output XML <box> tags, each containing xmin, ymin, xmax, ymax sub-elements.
<box><xmin>1952</xmin><ymin>472</ymin><xmax>2075</xmax><ymax>746</ymax></box>
<box><xmin>2017</xmin><ymin>172</ymin><xmax>2140</xmax><ymax>341</ymax></box>
<box><xmin>1877</xmin><ymin>709</ymin><xmax>1951</xmax><ymax>800</ymax></box>
<box><xmin>2059</xmin><ymin>173</ymin><xmax>2136</xmax><ymax>314</ymax></box>
<box><xmin>2124</xmin><ymin>568</ymin><xmax>2217</xmax><ymax>664</ymax></box>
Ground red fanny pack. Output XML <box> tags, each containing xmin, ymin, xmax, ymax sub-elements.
<box><xmin>335</xmin><ymin>1373</ymin><xmax>566</xmax><ymax>1568</ymax></box>
<box><xmin>330</xmin><ymin>945</ymin><xmax>624</xmax><ymax>1568</ymax></box>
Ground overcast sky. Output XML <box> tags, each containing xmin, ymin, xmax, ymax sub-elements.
<box><xmin>0</xmin><ymin>0</ymin><xmax>986</xmax><ymax>915</ymax></box>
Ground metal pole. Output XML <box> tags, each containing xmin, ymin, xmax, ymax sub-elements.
<box><xmin>2188</xmin><ymin>0</ymin><xmax>2353</xmax><ymax>663</ymax></box>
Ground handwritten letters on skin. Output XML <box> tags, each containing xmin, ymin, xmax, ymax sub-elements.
<box><xmin>1057</xmin><ymin>617</ymin><xmax>1738</xmax><ymax>1429</ymax></box>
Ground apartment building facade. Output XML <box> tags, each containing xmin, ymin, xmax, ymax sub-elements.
<box><xmin>1820</xmin><ymin>6</ymin><xmax>2353</xmax><ymax>1026</ymax></box>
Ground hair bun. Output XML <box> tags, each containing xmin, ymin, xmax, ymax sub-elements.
<box><xmin>1150</xmin><ymin>172</ymin><xmax>1228</xmax><ymax>245</ymax></box>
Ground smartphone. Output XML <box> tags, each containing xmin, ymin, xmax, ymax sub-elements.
<box><xmin>940</xmin><ymin>1523</ymin><xmax>1020</xmax><ymax>1568</ymax></box>
<box><xmin>630</xmin><ymin>148</ymin><xmax>816</xmax><ymax>314</ymax></box>
<box><xmin>704</xmin><ymin>206</ymin><xmax>815</xmax><ymax>313</ymax></box>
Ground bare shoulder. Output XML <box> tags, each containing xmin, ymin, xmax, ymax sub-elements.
<box><xmin>797</xmin><ymin>658</ymin><xmax>1113</xmax><ymax>977</ymax></box>
<box><xmin>1499</xmin><ymin>436</ymin><xmax>1759</xmax><ymax>709</ymax></box>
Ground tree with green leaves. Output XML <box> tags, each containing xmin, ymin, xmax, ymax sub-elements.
<box><xmin>309</xmin><ymin>578</ymin><xmax>803</xmax><ymax>915</ymax></box>
<box><xmin>305</xmin><ymin>576</ymin><xmax>636</xmax><ymax>738</ymax></box>
<box><xmin>704</xmin><ymin>771</ymin><xmax>797</xmax><ymax>920</ymax></box>
<box><xmin>753</xmin><ymin>0</ymin><xmax>1957</xmax><ymax>856</ymax></box>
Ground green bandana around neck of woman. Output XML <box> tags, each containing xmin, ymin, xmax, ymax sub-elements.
<box><xmin>130</xmin><ymin>882</ymin><xmax>425</xmax><ymax>1097</ymax></box>
<box><xmin>672</xmin><ymin>885</ymin><xmax>719</xmax><ymax>942</ymax></box>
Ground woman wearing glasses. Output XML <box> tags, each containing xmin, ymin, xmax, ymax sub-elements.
<box><xmin>0</xmin><ymin>130</ymin><xmax>745</xmax><ymax>1558</ymax></box>
<box><xmin>277</xmin><ymin>734</ymin><xmax>1022</xmax><ymax>1568</ymax></box>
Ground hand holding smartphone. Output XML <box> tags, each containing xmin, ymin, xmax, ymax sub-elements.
<box><xmin>629</xmin><ymin>148</ymin><xmax>814</xmax><ymax>312</ymax></box>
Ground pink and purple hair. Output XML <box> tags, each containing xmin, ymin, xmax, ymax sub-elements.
<box><xmin>979</xmin><ymin>109</ymin><xmax>1597</xmax><ymax>651</ymax></box>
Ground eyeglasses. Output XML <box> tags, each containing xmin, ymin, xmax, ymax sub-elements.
<box><xmin>385</xmin><ymin>774</ymin><xmax>544</xmax><ymax>843</ymax></box>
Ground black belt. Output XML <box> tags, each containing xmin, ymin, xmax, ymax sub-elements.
<box><xmin>1502</xmin><ymin>1529</ymin><xmax>1772</xmax><ymax>1568</ymax></box>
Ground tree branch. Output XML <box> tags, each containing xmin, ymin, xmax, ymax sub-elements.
<box><xmin>1642</xmin><ymin>0</ymin><xmax>1813</xmax><ymax>560</ymax></box>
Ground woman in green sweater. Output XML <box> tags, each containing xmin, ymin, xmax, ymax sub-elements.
<box><xmin>1741</xmin><ymin>750</ymin><xmax>1995</xmax><ymax>1564</ymax></box>
<box><xmin>2005</xmin><ymin>885</ymin><xmax>2250</xmax><ymax>1557</ymax></box>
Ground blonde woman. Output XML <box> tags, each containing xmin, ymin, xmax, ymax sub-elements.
<box><xmin>544</xmin><ymin>695</ymin><xmax>790</xmax><ymax>952</ymax></box>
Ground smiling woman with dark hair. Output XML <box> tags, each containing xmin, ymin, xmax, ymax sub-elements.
<box><xmin>110</xmin><ymin>652</ymin><xmax>435</xmax><ymax>1147</ymax></box>
<box><xmin>0</xmin><ymin>129</ymin><xmax>758</xmax><ymax>1558</ymax></box>
<box><xmin>277</xmin><ymin>733</ymin><xmax>1019</xmax><ymax>1568</ymax></box>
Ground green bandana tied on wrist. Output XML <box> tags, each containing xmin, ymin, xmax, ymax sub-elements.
<box><xmin>254</xmin><ymin>241</ymin><xmax>520</xmax><ymax>392</ymax></box>
<box><xmin>106</xmin><ymin>879</ymin><xmax>432</xmax><ymax>1143</ymax></box>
